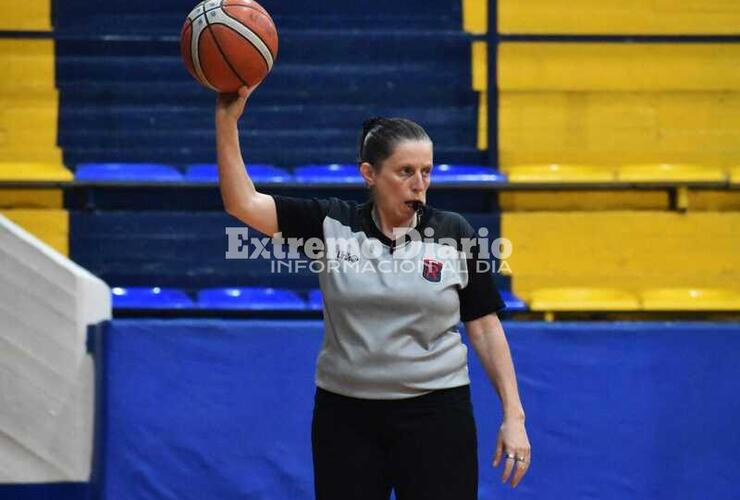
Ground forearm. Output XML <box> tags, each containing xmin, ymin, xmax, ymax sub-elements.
<box><xmin>468</xmin><ymin>321</ymin><xmax>525</xmax><ymax>421</ymax></box>
<box><xmin>215</xmin><ymin>116</ymin><xmax>257</xmax><ymax>213</ymax></box>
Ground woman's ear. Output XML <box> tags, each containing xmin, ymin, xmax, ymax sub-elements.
<box><xmin>359</xmin><ymin>162</ymin><xmax>375</xmax><ymax>187</ymax></box>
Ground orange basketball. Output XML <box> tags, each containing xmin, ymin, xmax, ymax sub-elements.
<box><xmin>180</xmin><ymin>0</ymin><xmax>278</xmax><ymax>93</ymax></box>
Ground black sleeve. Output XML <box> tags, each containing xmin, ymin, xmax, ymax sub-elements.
<box><xmin>273</xmin><ymin>195</ymin><xmax>334</xmax><ymax>241</ymax></box>
<box><xmin>457</xmin><ymin>216</ymin><xmax>506</xmax><ymax>322</ymax></box>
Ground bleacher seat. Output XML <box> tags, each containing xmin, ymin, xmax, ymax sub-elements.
<box><xmin>306</xmin><ymin>288</ymin><xmax>518</xmax><ymax>313</ymax></box>
<box><xmin>500</xmin><ymin>290</ymin><xmax>528</xmax><ymax>312</ymax></box>
<box><xmin>185</xmin><ymin>164</ymin><xmax>292</xmax><ymax>183</ymax></box>
<box><xmin>505</xmin><ymin>164</ymin><xmax>615</xmax><ymax>183</ymax></box>
<box><xmin>0</xmin><ymin>162</ymin><xmax>73</xmax><ymax>182</ymax></box>
<box><xmin>75</xmin><ymin>163</ymin><xmax>183</xmax><ymax>182</ymax></box>
<box><xmin>729</xmin><ymin>166</ymin><xmax>740</xmax><ymax>186</ymax></box>
<box><xmin>112</xmin><ymin>287</ymin><xmax>194</xmax><ymax>309</ymax></box>
<box><xmin>528</xmin><ymin>287</ymin><xmax>640</xmax><ymax>312</ymax></box>
<box><xmin>617</xmin><ymin>163</ymin><xmax>726</xmax><ymax>183</ymax></box>
<box><xmin>307</xmin><ymin>289</ymin><xmax>323</xmax><ymax>311</ymax></box>
<box><xmin>432</xmin><ymin>164</ymin><xmax>505</xmax><ymax>184</ymax></box>
<box><xmin>640</xmin><ymin>288</ymin><xmax>740</xmax><ymax>311</ymax></box>
<box><xmin>196</xmin><ymin>287</ymin><xmax>307</xmax><ymax>310</ymax></box>
<box><xmin>293</xmin><ymin>164</ymin><xmax>364</xmax><ymax>185</ymax></box>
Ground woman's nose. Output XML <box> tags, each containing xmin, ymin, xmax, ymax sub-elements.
<box><xmin>410</xmin><ymin>171</ymin><xmax>424</xmax><ymax>190</ymax></box>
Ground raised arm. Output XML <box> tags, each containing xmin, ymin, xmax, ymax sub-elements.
<box><xmin>215</xmin><ymin>86</ymin><xmax>278</xmax><ymax>236</ymax></box>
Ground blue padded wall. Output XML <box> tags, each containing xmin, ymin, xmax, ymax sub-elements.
<box><xmin>91</xmin><ymin>321</ymin><xmax>740</xmax><ymax>500</ymax></box>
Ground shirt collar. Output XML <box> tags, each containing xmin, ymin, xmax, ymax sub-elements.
<box><xmin>370</xmin><ymin>204</ymin><xmax>419</xmax><ymax>234</ymax></box>
<box><xmin>361</xmin><ymin>200</ymin><xmax>429</xmax><ymax>251</ymax></box>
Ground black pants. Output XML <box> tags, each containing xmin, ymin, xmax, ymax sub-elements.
<box><xmin>311</xmin><ymin>385</ymin><xmax>478</xmax><ymax>500</ymax></box>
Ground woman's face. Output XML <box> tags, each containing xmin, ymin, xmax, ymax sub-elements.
<box><xmin>362</xmin><ymin>139</ymin><xmax>433</xmax><ymax>224</ymax></box>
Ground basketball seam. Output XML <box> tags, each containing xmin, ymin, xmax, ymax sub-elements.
<box><xmin>216</xmin><ymin>17</ymin><xmax>274</xmax><ymax>72</ymax></box>
<box><xmin>204</xmin><ymin>2</ymin><xmax>251</xmax><ymax>89</ymax></box>
<box><xmin>218</xmin><ymin>7</ymin><xmax>273</xmax><ymax>68</ymax></box>
<box><xmin>221</xmin><ymin>4</ymin><xmax>277</xmax><ymax>40</ymax></box>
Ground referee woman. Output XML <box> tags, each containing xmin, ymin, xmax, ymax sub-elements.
<box><xmin>216</xmin><ymin>86</ymin><xmax>531</xmax><ymax>499</ymax></box>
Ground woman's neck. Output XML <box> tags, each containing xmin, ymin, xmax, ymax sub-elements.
<box><xmin>372</xmin><ymin>204</ymin><xmax>417</xmax><ymax>240</ymax></box>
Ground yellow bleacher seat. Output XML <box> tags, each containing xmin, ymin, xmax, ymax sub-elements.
<box><xmin>505</xmin><ymin>164</ymin><xmax>615</xmax><ymax>183</ymax></box>
<box><xmin>528</xmin><ymin>287</ymin><xmax>640</xmax><ymax>312</ymax></box>
<box><xmin>617</xmin><ymin>163</ymin><xmax>727</xmax><ymax>183</ymax></box>
<box><xmin>0</xmin><ymin>162</ymin><xmax>72</xmax><ymax>182</ymax></box>
<box><xmin>730</xmin><ymin>166</ymin><xmax>740</xmax><ymax>186</ymax></box>
<box><xmin>640</xmin><ymin>288</ymin><xmax>740</xmax><ymax>311</ymax></box>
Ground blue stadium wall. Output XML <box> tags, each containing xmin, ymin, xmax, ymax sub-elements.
<box><xmin>4</xmin><ymin>321</ymin><xmax>740</xmax><ymax>500</ymax></box>
<box><xmin>89</xmin><ymin>321</ymin><xmax>740</xmax><ymax>500</ymax></box>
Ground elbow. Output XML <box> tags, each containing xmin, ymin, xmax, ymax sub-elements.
<box><xmin>223</xmin><ymin>200</ymin><xmax>248</xmax><ymax>218</ymax></box>
<box><xmin>464</xmin><ymin>324</ymin><xmax>485</xmax><ymax>344</ymax></box>
<box><xmin>222</xmin><ymin>200</ymin><xmax>237</xmax><ymax>216</ymax></box>
<box><xmin>464</xmin><ymin>313</ymin><xmax>503</xmax><ymax>343</ymax></box>
<box><xmin>466</xmin><ymin>329</ymin><xmax>489</xmax><ymax>349</ymax></box>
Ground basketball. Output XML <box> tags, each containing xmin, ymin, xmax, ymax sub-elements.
<box><xmin>180</xmin><ymin>0</ymin><xmax>278</xmax><ymax>93</ymax></box>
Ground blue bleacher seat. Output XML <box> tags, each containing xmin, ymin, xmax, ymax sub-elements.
<box><xmin>185</xmin><ymin>164</ymin><xmax>292</xmax><ymax>183</ymax></box>
<box><xmin>432</xmin><ymin>165</ymin><xmax>505</xmax><ymax>184</ymax></box>
<box><xmin>293</xmin><ymin>164</ymin><xmax>364</xmax><ymax>185</ymax></box>
<box><xmin>111</xmin><ymin>287</ymin><xmax>194</xmax><ymax>309</ymax></box>
<box><xmin>501</xmin><ymin>290</ymin><xmax>528</xmax><ymax>313</ymax></box>
<box><xmin>75</xmin><ymin>163</ymin><xmax>183</xmax><ymax>182</ymax></box>
<box><xmin>196</xmin><ymin>287</ymin><xmax>307</xmax><ymax>310</ymax></box>
<box><xmin>307</xmin><ymin>289</ymin><xmax>323</xmax><ymax>310</ymax></box>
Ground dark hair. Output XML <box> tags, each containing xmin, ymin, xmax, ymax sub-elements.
<box><xmin>357</xmin><ymin>117</ymin><xmax>431</xmax><ymax>168</ymax></box>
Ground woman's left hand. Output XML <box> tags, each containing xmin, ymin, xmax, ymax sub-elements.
<box><xmin>493</xmin><ymin>418</ymin><xmax>531</xmax><ymax>487</ymax></box>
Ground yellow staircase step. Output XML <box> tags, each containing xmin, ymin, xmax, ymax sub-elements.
<box><xmin>0</xmin><ymin>148</ymin><xmax>63</xmax><ymax>164</ymax></box>
<box><xmin>0</xmin><ymin>40</ymin><xmax>55</xmax><ymax>92</ymax></box>
<box><xmin>0</xmin><ymin>189</ymin><xmax>64</xmax><ymax>209</ymax></box>
<box><xmin>0</xmin><ymin>0</ymin><xmax>52</xmax><ymax>31</ymax></box>
<box><xmin>0</xmin><ymin>162</ymin><xmax>72</xmax><ymax>182</ymax></box>
<box><xmin>0</xmin><ymin>209</ymin><xmax>68</xmax><ymax>256</ymax></box>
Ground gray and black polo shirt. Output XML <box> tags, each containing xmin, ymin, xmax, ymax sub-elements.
<box><xmin>274</xmin><ymin>195</ymin><xmax>505</xmax><ymax>400</ymax></box>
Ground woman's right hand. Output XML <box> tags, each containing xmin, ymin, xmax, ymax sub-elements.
<box><xmin>215</xmin><ymin>84</ymin><xmax>259</xmax><ymax>123</ymax></box>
